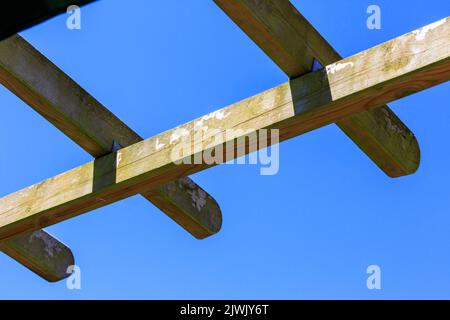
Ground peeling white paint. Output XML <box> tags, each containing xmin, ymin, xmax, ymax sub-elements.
<box><xmin>261</xmin><ymin>92</ymin><xmax>276</xmax><ymax>110</ymax></box>
<box><xmin>155</xmin><ymin>139</ymin><xmax>165</xmax><ymax>151</ymax></box>
<box><xmin>385</xmin><ymin>117</ymin><xmax>402</xmax><ymax>135</ymax></box>
<box><xmin>208</xmin><ymin>109</ymin><xmax>229</xmax><ymax>121</ymax></box>
<box><xmin>381</xmin><ymin>108</ymin><xmax>405</xmax><ymax>135</ymax></box>
<box><xmin>180</xmin><ymin>176</ymin><xmax>196</xmax><ymax>189</ymax></box>
<box><xmin>195</xmin><ymin>119</ymin><xmax>209</xmax><ymax>133</ymax></box>
<box><xmin>188</xmin><ymin>189</ymin><xmax>207</xmax><ymax>211</ymax></box>
<box><xmin>29</xmin><ymin>230</ymin><xmax>63</xmax><ymax>258</ymax></box>
<box><xmin>412</xmin><ymin>18</ymin><xmax>446</xmax><ymax>41</ymax></box>
<box><xmin>181</xmin><ymin>177</ymin><xmax>207</xmax><ymax>211</ymax></box>
<box><xmin>202</xmin><ymin>110</ymin><xmax>230</xmax><ymax>122</ymax></box>
<box><xmin>195</xmin><ymin>109</ymin><xmax>230</xmax><ymax>133</ymax></box>
<box><xmin>326</xmin><ymin>62</ymin><xmax>355</xmax><ymax>74</ymax></box>
<box><xmin>170</xmin><ymin>128</ymin><xmax>190</xmax><ymax>143</ymax></box>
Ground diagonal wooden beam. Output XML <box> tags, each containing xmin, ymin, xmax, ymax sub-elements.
<box><xmin>213</xmin><ymin>0</ymin><xmax>421</xmax><ymax>178</ymax></box>
<box><xmin>0</xmin><ymin>35</ymin><xmax>222</xmax><ymax>240</ymax></box>
<box><xmin>0</xmin><ymin>17</ymin><xmax>448</xmax><ymax>241</ymax></box>
<box><xmin>0</xmin><ymin>0</ymin><xmax>97</xmax><ymax>41</ymax></box>
<box><xmin>0</xmin><ymin>230</ymin><xmax>74</xmax><ymax>282</ymax></box>
<box><xmin>0</xmin><ymin>0</ymin><xmax>96</xmax><ymax>282</ymax></box>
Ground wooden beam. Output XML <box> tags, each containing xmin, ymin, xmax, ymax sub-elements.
<box><xmin>213</xmin><ymin>0</ymin><xmax>421</xmax><ymax>178</ymax></box>
<box><xmin>0</xmin><ymin>0</ymin><xmax>96</xmax><ymax>41</ymax></box>
<box><xmin>0</xmin><ymin>0</ymin><xmax>95</xmax><ymax>282</ymax></box>
<box><xmin>0</xmin><ymin>35</ymin><xmax>222</xmax><ymax>240</ymax></box>
<box><xmin>0</xmin><ymin>17</ymin><xmax>448</xmax><ymax>241</ymax></box>
<box><xmin>0</xmin><ymin>230</ymin><xmax>74</xmax><ymax>282</ymax></box>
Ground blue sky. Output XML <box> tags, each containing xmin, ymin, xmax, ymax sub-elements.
<box><xmin>0</xmin><ymin>0</ymin><xmax>449</xmax><ymax>299</ymax></box>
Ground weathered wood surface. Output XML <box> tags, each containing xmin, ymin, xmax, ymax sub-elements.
<box><xmin>0</xmin><ymin>0</ymin><xmax>96</xmax><ymax>41</ymax></box>
<box><xmin>0</xmin><ymin>230</ymin><xmax>74</xmax><ymax>282</ymax></box>
<box><xmin>214</xmin><ymin>0</ymin><xmax>421</xmax><ymax>177</ymax></box>
<box><xmin>0</xmin><ymin>17</ymin><xmax>448</xmax><ymax>241</ymax></box>
<box><xmin>0</xmin><ymin>35</ymin><xmax>222</xmax><ymax>240</ymax></box>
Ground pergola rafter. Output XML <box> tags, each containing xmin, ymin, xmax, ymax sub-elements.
<box><xmin>0</xmin><ymin>1</ymin><xmax>221</xmax><ymax>282</ymax></box>
<box><xmin>0</xmin><ymin>15</ymin><xmax>449</xmax><ymax>242</ymax></box>
<box><xmin>0</xmin><ymin>0</ymin><xmax>448</xmax><ymax>283</ymax></box>
<box><xmin>0</xmin><ymin>35</ymin><xmax>222</xmax><ymax>240</ymax></box>
<box><xmin>0</xmin><ymin>0</ymin><xmax>98</xmax><ymax>282</ymax></box>
<box><xmin>214</xmin><ymin>0</ymin><xmax>420</xmax><ymax>177</ymax></box>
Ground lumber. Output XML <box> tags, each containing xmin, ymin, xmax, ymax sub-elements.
<box><xmin>0</xmin><ymin>17</ymin><xmax>448</xmax><ymax>241</ymax></box>
<box><xmin>0</xmin><ymin>0</ymin><xmax>95</xmax><ymax>282</ymax></box>
<box><xmin>0</xmin><ymin>35</ymin><xmax>222</xmax><ymax>240</ymax></box>
<box><xmin>0</xmin><ymin>230</ymin><xmax>74</xmax><ymax>282</ymax></box>
<box><xmin>213</xmin><ymin>0</ymin><xmax>421</xmax><ymax>177</ymax></box>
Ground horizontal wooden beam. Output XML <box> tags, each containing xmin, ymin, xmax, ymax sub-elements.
<box><xmin>0</xmin><ymin>17</ymin><xmax>448</xmax><ymax>241</ymax></box>
<box><xmin>0</xmin><ymin>0</ymin><xmax>96</xmax><ymax>41</ymax></box>
<box><xmin>0</xmin><ymin>230</ymin><xmax>74</xmax><ymax>282</ymax></box>
<box><xmin>214</xmin><ymin>0</ymin><xmax>421</xmax><ymax>178</ymax></box>
<box><xmin>0</xmin><ymin>35</ymin><xmax>222</xmax><ymax>240</ymax></box>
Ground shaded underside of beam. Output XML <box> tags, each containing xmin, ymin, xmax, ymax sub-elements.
<box><xmin>0</xmin><ymin>17</ymin><xmax>448</xmax><ymax>241</ymax></box>
<box><xmin>0</xmin><ymin>0</ymin><xmax>218</xmax><ymax>281</ymax></box>
<box><xmin>0</xmin><ymin>230</ymin><xmax>74</xmax><ymax>282</ymax></box>
<box><xmin>0</xmin><ymin>35</ymin><xmax>222</xmax><ymax>240</ymax></box>
<box><xmin>0</xmin><ymin>0</ymin><xmax>101</xmax><ymax>282</ymax></box>
<box><xmin>213</xmin><ymin>0</ymin><xmax>421</xmax><ymax>178</ymax></box>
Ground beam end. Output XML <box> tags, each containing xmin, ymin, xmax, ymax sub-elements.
<box><xmin>1</xmin><ymin>230</ymin><xmax>74</xmax><ymax>282</ymax></box>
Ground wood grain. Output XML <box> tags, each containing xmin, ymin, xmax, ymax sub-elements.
<box><xmin>214</xmin><ymin>0</ymin><xmax>421</xmax><ymax>177</ymax></box>
<box><xmin>0</xmin><ymin>35</ymin><xmax>222</xmax><ymax>240</ymax></box>
<box><xmin>0</xmin><ymin>230</ymin><xmax>74</xmax><ymax>282</ymax></box>
<box><xmin>0</xmin><ymin>17</ymin><xmax>448</xmax><ymax>241</ymax></box>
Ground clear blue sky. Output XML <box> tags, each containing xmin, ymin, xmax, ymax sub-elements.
<box><xmin>0</xmin><ymin>0</ymin><xmax>449</xmax><ymax>299</ymax></box>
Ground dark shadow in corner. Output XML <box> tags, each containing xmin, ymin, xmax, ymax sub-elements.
<box><xmin>92</xmin><ymin>152</ymin><xmax>118</xmax><ymax>193</ymax></box>
<box><xmin>288</xmin><ymin>65</ymin><xmax>332</xmax><ymax>129</ymax></box>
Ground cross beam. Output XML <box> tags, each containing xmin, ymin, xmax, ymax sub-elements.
<box><xmin>0</xmin><ymin>0</ymin><xmax>97</xmax><ymax>41</ymax></box>
<box><xmin>0</xmin><ymin>35</ymin><xmax>222</xmax><ymax>240</ymax></box>
<box><xmin>0</xmin><ymin>17</ymin><xmax>448</xmax><ymax>241</ymax></box>
<box><xmin>0</xmin><ymin>0</ymin><xmax>97</xmax><ymax>282</ymax></box>
<box><xmin>0</xmin><ymin>1</ymin><xmax>220</xmax><ymax>281</ymax></box>
<box><xmin>0</xmin><ymin>230</ymin><xmax>73</xmax><ymax>282</ymax></box>
<box><xmin>214</xmin><ymin>0</ymin><xmax>420</xmax><ymax>177</ymax></box>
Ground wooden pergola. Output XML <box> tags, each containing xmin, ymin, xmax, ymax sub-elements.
<box><xmin>0</xmin><ymin>0</ymin><xmax>448</xmax><ymax>282</ymax></box>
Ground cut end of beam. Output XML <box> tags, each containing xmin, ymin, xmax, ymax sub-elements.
<box><xmin>215</xmin><ymin>0</ymin><xmax>423</xmax><ymax>179</ymax></box>
<box><xmin>0</xmin><ymin>230</ymin><xmax>74</xmax><ymax>282</ymax></box>
<box><xmin>143</xmin><ymin>178</ymin><xmax>223</xmax><ymax>239</ymax></box>
<box><xmin>0</xmin><ymin>14</ymin><xmax>448</xmax><ymax>242</ymax></box>
<box><xmin>0</xmin><ymin>35</ymin><xmax>223</xmax><ymax>241</ymax></box>
<box><xmin>337</xmin><ymin>108</ymin><xmax>421</xmax><ymax>178</ymax></box>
